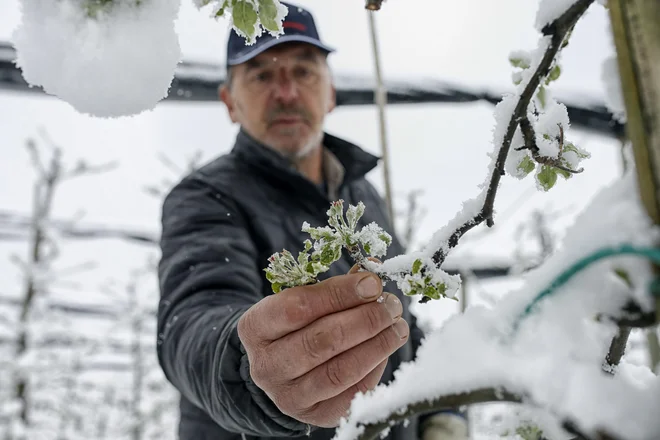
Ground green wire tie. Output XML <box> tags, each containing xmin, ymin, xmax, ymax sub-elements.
<box><xmin>512</xmin><ymin>244</ymin><xmax>660</xmax><ymax>333</ymax></box>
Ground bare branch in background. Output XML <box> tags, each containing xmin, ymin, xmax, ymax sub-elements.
<box><xmin>143</xmin><ymin>150</ymin><xmax>204</xmax><ymax>199</ymax></box>
<box><xmin>9</xmin><ymin>130</ymin><xmax>116</xmax><ymax>427</ymax></box>
<box><xmin>64</xmin><ymin>159</ymin><xmax>119</xmax><ymax>179</ymax></box>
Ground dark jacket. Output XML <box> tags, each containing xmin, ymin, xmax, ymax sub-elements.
<box><xmin>157</xmin><ymin>129</ymin><xmax>425</xmax><ymax>440</ymax></box>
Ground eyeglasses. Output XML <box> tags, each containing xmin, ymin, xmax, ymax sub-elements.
<box><xmin>241</xmin><ymin>57</ymin><xmax>325</xmax><ymax>94</ymax></box>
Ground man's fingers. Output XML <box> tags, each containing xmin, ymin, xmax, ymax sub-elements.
<box><xmin>245</xmin><ymin>272</ymin><xmax>384</xmax><ymax>342</ymax></box>
<box><xmin>266</xmin><ymin>293</ymin><xmax>403</xmax><ymax>379</ymax></box>
<box><xmin>300</xmin><ymin>359</ymin><xmax>388</xmax><ymax>428</ymax></box>
<box><xmin>289</xmin><ymin>318</ymin><xmax>409</xmax><ymax>408</ymax></box>
<box><xmin>348</xmin><ymin>257</ymin><xmax>382</xmax><ymax>275</ymax></box>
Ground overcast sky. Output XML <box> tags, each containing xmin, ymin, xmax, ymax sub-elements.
<box><xmin>0</xmin><ymin>0</ymin><xmax>623</xmax><ymax>317</ymax></box>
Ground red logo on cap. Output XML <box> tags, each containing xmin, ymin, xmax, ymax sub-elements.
<box><xmin>283</xmin><ymin>21</ymin><xmax>307</xmax><ymax>31</ymax></box>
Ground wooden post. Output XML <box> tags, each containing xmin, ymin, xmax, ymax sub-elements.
<box><xmin>608</xmin><ymin>0</ymin><xmax>660</xmax><ymax>323</ymax></box>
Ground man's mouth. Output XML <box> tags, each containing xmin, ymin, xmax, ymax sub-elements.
<box><xmin>271</xmin><ymin>117</ymin><xmax>304</xmax><ymax>125</ymax></box>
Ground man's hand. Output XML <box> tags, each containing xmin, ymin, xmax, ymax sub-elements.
<box><xmin>237</xmin><ymin>270</ymin><xmax>409</xmax><ymax>428</ymax></box>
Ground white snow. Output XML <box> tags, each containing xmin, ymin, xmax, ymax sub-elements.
<box><xmin>335</xmin><ymin>163</ymin><xmax>660</xmax><ymax>440</ymax></box>
<box><xmin>0</xmin><ymin>0</ymin><xmax>647</xmax><ymax>438</ymax></box>
<box><xmin>534</xmin><ymin>98</ymin><xmax>570</xmax><ymax>159</ymax></box>
<box><xmin>12</xmin><ymin>0</ymin><xmax>182</xmax><ymax>118</ymax></box>
<box><xmin>535</xmin><ymin>0</ymin><xmax>585</xmax><ymax>31</ymax></box>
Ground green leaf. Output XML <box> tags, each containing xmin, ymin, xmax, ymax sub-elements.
<box><xmin>556</xmin><ymin>168</ymin><xmax>571</xmax><ymax>179</ymax></box>
<box><xmin>537</xmin><ymin>165</ymin><xmax>558</xmax><ymax>191</ymax></box>
<box><xmin>258</xmin><ymin>0</ymin><xmax>281</xmax><ymax>32</ymax></box>
<box><xmin>537</xmin><ymin>85</ymin><xmax>547</xmax><ymax>109</ymax></box>
<box><xmin>333</xmin><ymin>246</ymin><xmax>342</xmax><ymax>262</ymax></box>
<box><xmin>412</xmin><ymin>259</ymin><xmax>423</xmax><ymax>275</ymax></box>
<box><xmin>265</xmin><ymin>270</ymin><xmax>275</xmax><ymax>282</ymax></box>
<box><xmin>215</xmin><ymin>6</ymin><xmax>226</xmax><ymax>17</ymax></box>
<box><xmin>564</xmin><ymin>142</ymin><xmax>590</xmax><ymax>159</ymax></box>
<box><xmin>346</xmin><ymin>202</ymin><xmax>365</xmax><ymax>230</ymax></box>
<box><xmin>320</xmin><ymin>246</ymin><xmax>336</xmax><ymax>265</ymax></box>
<box><xmin>545</xmin><ymin>64</ymin><xmax>561</xmax><ymax>84</ymax></box>
<box><xmin>363</xmin><ymin>243</ymin><xmax>371</xmax><ymax>255</ymax></box>
<box><xmin>305</xmin><ymin>262</ymin><xmax>315</xmax><ymax>274</ymax></box>
<box><xmin>232</xmin><ymin>0</ymin><xmax>258</xmax><ymax>41</ymax></box>
<box><xmin>378</xmin><ymin>233</ymin><xmax>392</xmax><ymax>246</ymax></box>
<box><xmin>423</xmin><ymin>285</ymin><xmax>440</xmax><ymax>300</ymax></box>
<box><xmin>614</xmin><ymin>268</ymin><xmax>633</xmax><ymax>288</ymax></box>
<box><xmin>272</xmin><ymin>282</ymin><xmax>283</xmax><ymax>293</ymax></box>
<box><xmin>509</xmin><ymin>56</ymin><xmax>530</xmax><ymax>69</ymax></box>
<box><xmin>516</xmin><ymin>424</ymin><xmax>544</xmax><ymax>440</ymax></box>
<box><xmin>517</xmin><ymin>155</ymin><xmax>536</xmax><ymax>176</ymax></box>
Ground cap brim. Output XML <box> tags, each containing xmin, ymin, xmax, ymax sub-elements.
<box><xmin>227</xmin><ymin>34</ymin><xmax>335</xmax><ymax>66</ymax></box>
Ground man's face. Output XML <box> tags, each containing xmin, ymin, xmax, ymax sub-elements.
<box><xmin>220</xmin><ymin>43</ymin><xmax>336</xmax><ymax>159</ymax></box>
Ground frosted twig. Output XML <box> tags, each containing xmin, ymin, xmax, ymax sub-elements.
<box><xmin>357</xmin><ymin>388</ymin><xmax>522</xmax><ymax>440</ymax></box>
<box><xmin>517</xmin><ymin>116</ymin><xmax>584</xmax><ymax>174</ymax></box>
<box><xmin>430</xmin><ymin>0</ymin><xmax>594</xmax><ymax>268</ymax></box>
<box><xmin>355</xmin><ymin>375</ymin><xmax>631</xmax><ymax>440</ymax></box>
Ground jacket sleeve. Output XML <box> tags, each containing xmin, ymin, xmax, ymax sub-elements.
<box><xmin>156</xmin><ymin>176</ymin><xmax>310</xmax><ymax>437</ymax></box>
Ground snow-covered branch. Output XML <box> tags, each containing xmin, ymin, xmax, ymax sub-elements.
<box><xmin>430</xmin><ymin>0</ymin><xmax>594</xmax><ymax>267</ymax></box>
<box><xmin>357</xmin><ymin>388</ymin><xmax>522</xmax><ymax>440</ymax></box>
<box><xmin>334</xmin><ymin>147</ymin><xmax>660</xmax><ymax>440</ymax></box>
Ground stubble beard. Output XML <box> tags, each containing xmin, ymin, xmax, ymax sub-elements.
<box><xmin>278</xmin><ymin>129</ymin><xmax>323</xmax><ymax>165</ymax></box>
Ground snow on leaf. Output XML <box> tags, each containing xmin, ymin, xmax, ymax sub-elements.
<box><xmin>536</xmin><ymin>165</ymin><xmax>558</xmax><ymax>191</ymax></box>
<box><xmin>232</xmin><ymin>0</ymin><xmax>259</xmax><ymax>44</ymax></box>
<box><xmin>257</xmin><ymin>0</ymin><xmax>286</xmax><ymax>34</ymax></box>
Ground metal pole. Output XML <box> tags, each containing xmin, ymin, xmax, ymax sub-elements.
<box><xmin>367</xmin><ymin>10</ymin><xmax>395</xmax><ymax>225</ymax></box>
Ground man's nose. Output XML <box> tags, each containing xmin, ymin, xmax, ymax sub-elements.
<box><xmin>272</xmin><ymin>71</ymin><xmax>300</xmax><ymax>102</ymax></box>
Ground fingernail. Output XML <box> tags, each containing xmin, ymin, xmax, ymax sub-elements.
<box><xmin>392</xmin><ymin>319</ymin><xmax>409</xmax><ymax>339</ymax></box>
<box><xmin>383</xmin><ymin>294</ymin><xmax>402</xmax><ymax>320</ymax></box>
<box><xmin>357</xmin><ymin>275</ymin><xmax>381</xmax><ymax>299</ymax></box>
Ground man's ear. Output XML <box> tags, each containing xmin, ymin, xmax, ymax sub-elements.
<box><xmin>219</xmin><ymin>85</ymin><xmax>238</xmax><ymax>123</ymax></box>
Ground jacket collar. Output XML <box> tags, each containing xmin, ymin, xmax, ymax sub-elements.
<box><xmin>231</xmin><ymin>128</ymin><xmax>380</xmax><ymax>186</ymax></box>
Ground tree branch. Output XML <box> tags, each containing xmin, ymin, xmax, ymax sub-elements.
<box><xmin>603</xmin><ymin>326</ymin><xmax>631</xmax><ymax>373</ymax></box>
<box><xmin>431</xmin><ymin>0</ymin><xmax>594</xmax><ymax>267</ymax></box>
<box><xmin>357</xmin><ymin>388</ymin><xmax>522</xmax><ymax>440</ymax></box>
<box><xmin>518</xmin><ymin>116</ymin><xmax>584</xmax><ymax>174</ymax></box>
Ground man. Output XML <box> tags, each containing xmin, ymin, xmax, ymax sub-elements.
<box><xmin>157</xmin><ymin>3</ymin><xmax>468</xmax><ymax>440</ymax></box>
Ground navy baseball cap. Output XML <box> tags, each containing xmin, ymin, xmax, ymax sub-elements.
<box><xmin>225</xmin><ymin>2</ymin><xmax>335</xmax><ymax>67</ymax></box>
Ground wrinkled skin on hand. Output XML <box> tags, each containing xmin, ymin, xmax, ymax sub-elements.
<box><xmin>237</xmin><ymin>266</ymin><xmax>409</xmax><ymax>428</ymax></box>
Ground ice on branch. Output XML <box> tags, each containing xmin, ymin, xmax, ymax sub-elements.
<box><xmin>504</xmin><ymin>35</ymin><xmax>590</xmax><ymax>192</ymax></box>
<box><xmin>13</xmin><ymin>0</ymin><xmax>181</xmax><ymax>118</ymax></box>
<box><xmin>264</xmin><ymin>200</ymin><xmax>457</xmax><ymax>301</ymax></box>
<box><xmin>195</xmin><ymin>0</ymin><xmax>288</xmax><ymax>45</ymax></box>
